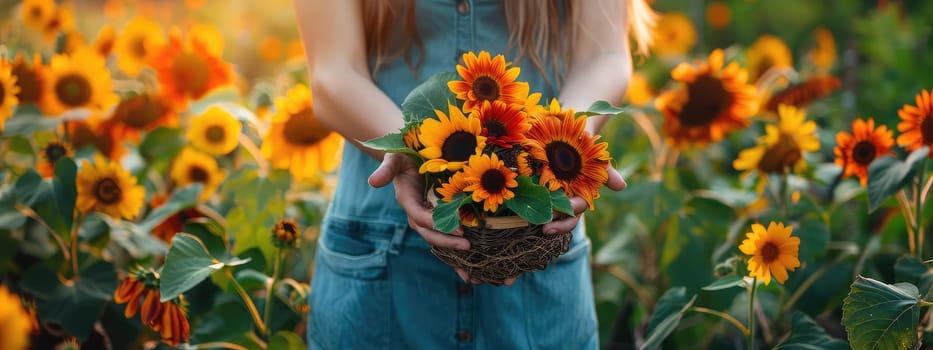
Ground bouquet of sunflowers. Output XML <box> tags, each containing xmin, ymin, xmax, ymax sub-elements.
<box><xmin>364</xmin><ymin>51</ymin><xmax>620</xmax><ymax>283</ymax></box>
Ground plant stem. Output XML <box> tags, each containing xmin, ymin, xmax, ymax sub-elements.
<box><xmin>193</xmin><ymin>342</ymin><xmax>250</xmax><ymax>350</ymax></box>
<box><xmin>224</xmin><ymin>269</ymin><xmax>267</xmax><ymax>336</ymax></box>
<box><xmin>748</xmin><ymin>277</ymin><xmax>757</xmax><ymax>350</ymax></box>
<box><xmin>691</xmin><ymin>306</ymin><xmax>749</xmax><ymax>335</ymax></box>
<box><xmin>16</xmin><ymin>204</ymin><xmax>69</xmax><ymax>261</ymax></box>
<box><xmin>916</xmin><ymin>159</ymin><xmax>927</xmax><ymax>258</ymax></box>
<box><xmin>896</xmin><ymin>190</ymin><xmax>917</xmax><ymax>255</ymax></box>
<box><xmin>238</xmin><ymin>134</ymin><xmax>269</xmax><ymax>177</ymax></box>
<box><xmin>70</xmin><ymin>213</ymin><xmax>83</xmax><ymax>280</ymax></box>
<box><xmin>591</xmin><ymin>262</ymin><xmax>653</xmax><ymax>308</ymax></box>
<box><xmin>262</xmin><ymin>248</ymin><xmax>283</xmax><ymax>337</ymax></box>
<box><xmin>779</xmin><ymin>172</ymin><xmax>790</xmax><ymax>218</ymax></box>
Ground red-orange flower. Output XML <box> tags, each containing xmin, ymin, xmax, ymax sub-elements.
<box><xmin>108</xmin><ymin>93</ymin><xmax>177</xmax><ymax>143</ymax></box>
<box><xmin>113</xmin><ymin>269</ymin><xmax>190</xmax><ymax>347</ymax></box>
<box><xmin>447</xmin><ymin>51</ymin><xmax>530</xmax><ymax>112</ymax></box>
<box><xmin>896</xmin><ymin>89</ymin><xmax>933</xmax><ymax>158</ymax></box>
<box><xmin>158</xmin><ymin>299</ymin><xmax>190</xmax><ymax>347</ymax></box>
<box><xmin>834</xmin><ymin>118</ymin><xmax>895</xmax><ymax>186</ymax></box>
<box><xmin>148</xmin><ymin>30</ymin><xmax>233</xmax><ymax>108</ymax></box>
<box><xmin>66</xmin><ymin>117</ymin><xmax>125</xmax><ymax>161</ymax></box>
<box><xmin>764</xmin><ymin>76</ymin><xmax>841</xmax><ymax>113</ymax></box>
<box><xmin>9</xmin><ymin>53</ymin><xmax>46</xmax><ymax>106</ymax></box>
<box><xmin>472</xmin><ymin>100</ymin><xmax>531</xmax><ymax>148</ymax></box>
<box><xmin>113</xmin><ymin>274</ymin><xmax>146</xmax><ymax>318</ymax></box>
<box><xmin>150</xmin><ymin>193</ymin><xmax>202</xmax><ymax>243</ymax></box>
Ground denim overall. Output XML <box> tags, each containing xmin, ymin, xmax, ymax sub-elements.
<box><xmin>307</xmin><ymin>1</ymin><xmax>598</xmax><ymax>348</ymax></box>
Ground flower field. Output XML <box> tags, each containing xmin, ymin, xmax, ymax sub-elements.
<box><xmin>1</xmin><ymin>0</ymin><xmax>932</xmax><ymax>349</ymax></box>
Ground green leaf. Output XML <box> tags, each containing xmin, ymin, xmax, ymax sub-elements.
<box><xmin>160</xmin><ymin>233</ymin><xmax>225</xmax><ymax>301</ymax></box>
<box><xmin>867</xmin><ymin>146</ymin><xmax>929</xmax><ymax>212</ymax></box>
<box><xmin>137</xmin><ymin>184</ymin><xmax>202</xmax><ymax>233</ymax></box>
<box><xmin>14</xmin><ymin>169</ymin><xmax>51</xmax><ymax>206</ymax></box>
<box><xmin>268</xmin><ymin>331</ymin><xmax>306</xmax><ymax>350</ymax></box>
<box><xmin>359</xmin><ymin>132</ymin><xmax>420</xmax><ymax>157</ymax></box>
<box><xmin>575</xmin><ymin>100</ymin><xmax>631</xmax><ymax>118</ymax></box>
<box><xmin>401</xmin><ymin>71</ymin><xmax>459</xmax><ymax>124</ymax></box>
<box><xmin>52</xmin><ymin>157</ymin><xmax>77</xmax><ymax>233</ymax></box>
<box><xmin>640</xmin><ymin>287</ymin><xmax>697</xmax><ymax>350</ymax></box>
<box><xmin>0</xmin><ymin>187</ymin><xmax>27</xmax><ymax>230</ymax></box>
<box><xmin>895</xmin><ymin>256</ymin><xmax>933</xmax><ymax>298</ymax></box>
<box><xmin>549</xmin><ymin>189</ymin><xmax>573</xmax><ymax>216</ymax></box>
<box><xmin>138</xmin><ymin>127</ymin><xmax>185</xmax><ymax>164</ymax></box>
<box><xmin>774</xmin><ymin>311</ymin><xmax>849</xmax><ymax>350</ymax></box>
<box><xmin>3</xmin><ymin>105</ymin><xmax>66</xmax><ymax>135</ymax></box>
<box><xmin>842</xmin><ymin>275</ymin><xmax>920</xmax><ymax>350</ymax></box>
<box><xmin>235</xmin><ymin>268</ymin><xmax>270</xmax><ymax>291</ymax></box>
<box><xmin>433</xmin><ymin>193</ymin><xmax>469</xmax><ymax>233</ymax></box>
<box><xmin>701</xmin><ymin>275</ymin><xmax>746</xmax><ymax>291</ymax></box>
<box><xmin>505</xmin><ymin>176</ymin><xmax>552</xmax><ymax>225</ymax></box>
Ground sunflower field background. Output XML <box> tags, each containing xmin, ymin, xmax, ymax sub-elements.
<box><xmin>0</xmin><ymin>0</ymin><xmax>932</xmax><ymax>349</ymax></box>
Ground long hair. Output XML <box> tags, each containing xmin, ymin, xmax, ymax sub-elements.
<box><xmin>362</xmin><ymin>0</ymin><xmax>656</xmax><ymax>81</ymax></box>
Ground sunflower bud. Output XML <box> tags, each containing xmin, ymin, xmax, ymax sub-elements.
<box><xmin>272</xmin><ymin>219</ymin><xmax>300</xmax><ymax>248</ymax></box>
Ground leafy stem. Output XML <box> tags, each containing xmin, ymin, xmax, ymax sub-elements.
<box><xmin>263</xmin><ymin>248</ymin><xmax>283</xmax><ymax>337</ymax></box>
<box><xmin>691</xmin><ymin>306</ymin><xmax>749</xmax><ymax>335</ymax></box>
<box><xmin>224</xmin><ymin>268</ymin><xmax>268</xmax><ymax>336</ymax></box>
<box><xmin>748</xmin><ymin>277</ymin><xmax>757</xmax><ymax>350</ymax></box>
<box><xmin>896</xmin><ymin>190</ymin><xmax>917</xmax><ymax>255</ymax></box>
<box><xmin>15</xmin><ymin>203</ymin><xmax>69</xmax><ymax>262</ymax></box>
<box><xmin>915</xmin><ymin>158</ymin><xmax>927</xmax><ymax>258</ymax></box>
<box><xmin>238</xmin><ymin>134</ymin><xmax>269</xmax><ymax>178</ymax></box>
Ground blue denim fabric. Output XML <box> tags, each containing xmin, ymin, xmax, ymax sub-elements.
<box><xmin>308</xmin><ymin>0</ymin><xmax>598</xmax><ymax>348</ymax></box>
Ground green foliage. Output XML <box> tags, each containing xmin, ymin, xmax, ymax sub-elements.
<box><xmin>359</xmin><ymin>132</ymin><xmax>420</xmax><ymax>157</ymax></box>
<box><xmin>867</xmin><ymin>147</ymin><xmax>929</xmax><ymax>212</ymax></box>
<box><xmin>640</xmin><ymin>287</ymin><xmax>697</xmax><ymax>350</ymax></box>
<box><xmin>160</xmin><ymin>233</ymin><xmax>250</xmax><ymax>302</ymax></box>
<box><xmin>773</xmin><ymin>311</ymin><xmax>849</xmax><ymax>350</ymax></box>
<box><xmin>401</xmin><ymin>72</ymin><xmax>459</xmax><ymax>123</ymax></box>
<box><xmin>432</xmin><ymin>193</ymin><xmax>470</xmax><ymax>233</ymax></box>
<box><xmin>504</xmin><ymin>176</ymin><xmax>553</xmax><ymax>225</ymax></box>
<box><xmin>702</xmin><ymin>275</ymin><xmax>745</xmax><ymax>291</ymax></box>
<box><xmin>842</xmin><ymin>276</ymin><xmax>921</xmax><ymax>350</ymax></box>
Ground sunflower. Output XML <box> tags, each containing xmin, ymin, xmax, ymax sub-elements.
<box><xmin>650</xmin><ymin>12</ymin><xmax>697</xmax><ymax>57</ymax></box>
<box><xmin>149</xmin><ymin>29</ymin><xmax>233</xmax><ymax>107</ymax></box>
<box><xmin>746</xmin><ymin>35</ymin><xmax>793</xmax><ymax>84</ymax></box>
<box><xmin>896</xmin><ymin>89</ymin><xmax>933</xmax><ymax>158</ymax></box>
<box><xmin>93</xmin><ymin>24</ymin><xmax>117</xmax><ymax>57</ymax></box>
<box><xmin>66</xmin><ymin>117</ymin><xmax>125</xmax><ymax>160</ymax></box>
<box><xmin>187</xmin><ymin>106</ymin><xmax>240</xmax><ymax>156</ymax></box>
<box><xmin>417</xmin><ymin>104</ymin><xmax>487</xmax><ymax>173</ymax></box>
<box><xmin>808</xmin><ymin>27</ymin><xmax>836</xmax><ymax>70</ymax></box>
<box><xmin>114</xmin><ymin>270</ymin><xmax>189</xmax><ymax>347</ymax></box>
<box><xmin>436</xmin><ymin>171</ymin><xmax>470</xmax><ymax>202</ymax></box>
<box><xmin>524</xmin><ymin>100</ymin><xmax>610</xmax><ymax>209</ymax></box>
<box><xmin>739</xmin><ymin>221</ymin><xmax>800</xmax><ymax>285</ymax></box>
<box><xmin>447</xmin><ymin>51</ymin><xmax>530</xmax><ymax>112</ymax></box>
<box><xmin>187</xmin><ymin>23</ymin><xmax>224</xmax><ymax>57</ymax></box>
<box><xmin>261</xmin><ymin>84</ymin><xmax>344</xmax><ymax>181</ymax></box>
<box><xmin>114</xmin><ymin>16</ymin><xmax>166</xmax><ymax>77</ymax></box>
<box><xmin>170</xmin><ymin>148</ymin><xmax>225</xmax><ymax>201</ymax></box>
<box><xmin>0</xmin><ymin>62</ymin><xmax>21</xmax><ymax>129</ymax></box>
<box><xmin>40</xmin><ymin>4</ymin><xmax>75</xmax><ymax>42</ymax></box>
<box><xmin>157</xmin><ymin>298</ymin><xmax>190</xmax><ymax>347</ymax></box>
<box><xmin>763</xmin><ymin>76</ymin><xmax>841</xmax><ymax>113</ymax></box>
<box><xmin>109</xmin><ymin>93</ymin><xmax>177</xmax><ymax>142</ymax></box>
<box><xmin>10</xmin><ymin>53</ymin><xmax>46</xmax><ymax>106</ymax></box>
<box><xmin>76</xmin><ymin>155</ymin><xmax>145</xmax><ymax>220</ymax></box>
<box><xmin>104</xmin><ymin>0</ymin><xmax>126</xmax><ymax>20</ymax></box>
<box><xmin>733</xmin><ymin>105</ymin><xmax>820</xmax><ymax>192</ymax></box>
<box><xmin>655</xmin><ymin>49</ymin><xmax>758</xmax><ymax>149</ymax></box>
<box><xmin>472</xmin><ymin>100</ymin><xmax>531</xmax><ymax>148</ymax></box>
<box><xmin>462</xmin><ymin>153</ymin><xmax>519</xmax><ymax>212</ymax></box>
<box><xmin>624</xmin><ymin>72</ymin><xmax>655</xmax><ymax>106</ymax></box>
<box><xmin>705</xmin><ymin>2</ymin><xmax>732</xmax><ymax>29</ymax></box>
<box><xmin>834</xmin><ymin>118</ymin><xmax>894</xmax><ymax>186</ymax></box>
<box><xmin>0</xmin><ymin>286</ymin><xmax>32</xmax><ymax>350</ymax></box>
<box><xmin>272</xmin><ymin>219</ymin><xmax>300</xmax><ymax>248</ymax></box>
<box><xmin>36</xmin><ymin>140</ymin><xmax>72</xmax><ymax>178</ymax></box>
<box><xmin>20</xmin><ymin>0</ymin><xmax>56</xmax><ymax>32</ymax></box>
<box><xmin>40</xmin><ymin>48</ymin><xmax>118</xmax><ymax>116</ymax></box>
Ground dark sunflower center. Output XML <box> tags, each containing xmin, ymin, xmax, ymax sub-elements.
<box><xmin>70</xmin><ymin>122</ymin><xmax>113</xmax><ymax>156</ymax></box>
<box><xmin>131</xmin><ymin>36</ymin><xmax>148</xmax><ymax>58</ymax></box>
<box><xmin>921</xmin><ymin>117</ymin><xmax>933</xmax><ymax>144</ymax></box>
<box><xmin>472</xmin><ymin>76</ymin><xmax>500</xmax><ymax>101</ymax></box>
<box><xmin>485</xmin><ymin>120</ymin><xmax>508</xmax><ymax>138</ymax></box>
<box><xmin>205</xmin><ymin>125</ymin><xmax>226</xmax><ymax>144</ymax></box>
<box><xmin>852</xmin><ymin>140</ymin><xmax>877</xmax><ymax>165</ymax></box>
<box><xmin>94</xmin><ymin>178</ymin><xmax>122</xmax><ymax>204</ymax></box>
<box><xmin>188</xmin><ymin>166</ymin><xmax>209</xmax><ymax>183</ymax></box>
<box><xmin>283</xmin><ymin>108</ymin><xmax>331</xmax><ymax>145</ymax></box>
<box><xmin>116</xmin><ymin>95</ymin><xmax>164</xmax><ymax>128</ymax></box>
<box><xmin>545</xmin><ymin>141</ymin><xmax>583</xmax><ymax>180</ymax></box>
<box><xmin>480</xmin><ymin>169</ymin><xmax>506</xmax><ymax>193</ymax></box>
<box><xmin>172</xmin><ymin>53</ymin><xmax>210</xmax><ymax>96</ymax></box>
<box><xmin>43</xmin><ymin>142</ymin><xmax>67</xmax><ymax>164</ymax></box>
<box><xmin>12</xmin><ymin>64</ymin><xmax>41</xmax><ymax>103</ymax></box>
<box><xmin>760</xmin><ymin>242</ymin><xmax>779</xmax><ymax>263</ymax></box>
<box><xmin>0</xmin><ymin>84</ymin><xmax>5</xmax><ymax>107</ymax></box>
<box><xmin>441</xmin><ymin>131</ymin><xmax>477</xmax><ymax>162</ymax></box>
<box><xmin>55</xmin><ymin>74</ymin><xmax>93</xmax><ymax>107</ymax></box>
<box><xmin>30</xmin><ymin>6</ymin><xmax>43</xmax><ymax>19</ymax></box>
<box><xmin>758</xmin><ymin>135</ymin><xmax>801</xmax><ymax>173</ymax></box>
<box><xmin>680</xmin><ymin>75</ymin><xmax>732</xmax><ymax>128</ymax></box>
<box><xmin>280</xmin><ymin>221</ymin><xmax>298</xmax><ymax>236</ymax></box>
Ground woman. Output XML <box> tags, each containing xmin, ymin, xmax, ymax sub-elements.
<box><xmin>294</xmin><ymin>1</ymin><xmax>654</xmax><ymax>348</ymax></box>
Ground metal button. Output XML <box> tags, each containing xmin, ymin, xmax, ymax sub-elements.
<box><xmin>456</xmin><ymin>330</ymin><xmax>473</xmax><ymax>343</ymax></box>
<box><xmin>456</xmin><ymin>0</ymin><xmax>469</xmax><ymax>15</ymax></box>
<box><xmin>457</xmin><ymin>283</ymin><xmax>473</xmax><ymax>296</ymax></box>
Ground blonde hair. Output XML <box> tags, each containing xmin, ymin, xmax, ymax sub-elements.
<box><xmin>363</xmin><ymin>0</ymin><xmax>655</xmax><ymax>79</ymax></box>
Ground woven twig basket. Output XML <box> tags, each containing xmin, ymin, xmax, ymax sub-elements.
<box><xmin>430</xmin><ymin>216</ymin><xmax>572</xmax><ymax>285</ymax></box>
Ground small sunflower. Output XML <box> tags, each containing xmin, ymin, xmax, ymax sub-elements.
<box><xmin>272</xmin><ymin>219</ymin><xmax>300</xmax><ymax>248</ymax></box>
<box><xmin>40</xmin><ymin>4</ymin><xmax>74</xmax><ymax>42</ymax></box>
<box><xmin>170</xmin><ymin>148</ymin><xmax>226</xmax><ymax>201</ymax></box>
<box><xmin>93</xmin><ymin>24</ymin><xmax>117</xmax><ymax>57</ymax></box>
<box><xmin>41</xmin><ymin>48</ymin><xmax>118</xmax><ymax>116</ymax></box>
<box><xmin>417</xmin><ymin>104</ymin><xmax>487</xmax><ymax>173</ymax></box>
<box><xmin>808</xmin><ymin>27</ymin><xmax>836</xmax><ymax>70</ymax></box>
<box><xmin>834</xmin><ymin>118</ymin><xmax>895</xmax><ymax>186</ymax></box>
<box><xmin>472</xmin><ymin>100</ymin><xmax>531</xmax><ymax>148</ymax></box>
<box><xmin>436</xmin><ymin>171</ymin><xmax>470</xmax><ymax>202</ymax></box>
<box><xmin>705</xmin><ymin>2</ymin><xmax>732</xmax><ymax>29</ymax></box>
<box><xmin>655</xmin><ymin>49</ymin><xmax>758</xmax><ymax>149</ymax></box>
<box><xmin>624</xmin><ymin>72</ymin><xmax>655</xmax><ymax>106</ymax></box>
<box><xmin>462</xmin><ymin>153</ymin><xmax>519</xmax><ymax>212</ymax></box>
<box><xmin>746</xmin><ymin>35</ymin><xmax>793</xmax><ymax>83</ymax></box>
<box><xmin>66</xmin><ymin>117</ymin><xmax>125</xmax><ymax>160</ymax></box>
<box><xmin>447</xmin><ymin>51</ymin><xmax>530</xmax><ymax>112</ymax></box>
<box><xmin>650</xmin><ymin>12</ymin><xmax>697</xmax><ymax>57</ymax></box>
<box><xmin>109</xmin><ymin>93</ymin><xmax>177</xmax><ymax>142</ymax></box>
<box><xmin>36</xmin><ymin>140</ymin><xmax>72</xmax><ymax>178</ymax></box>
<box><xmin>763</xmin><ymin>76</ymin><xmax>841</xmax><ymax>113</ymax></box>
<box><xmin>739</xmin><ymin>221</ymin><xmax>800</xmax><ymax>285</ymax></box>
<box><xmin>733</xmin><ymin>105</ymin><xmax>820</xmax><ymax>192</ymax></box>
<box><xmin>896</xmin><ymin>89</ymin><xmax>933</xmax><ymax>158</ymax></box>
<box><xmin>524</xmin><ymin>100</ymin><xmax>610</xmax><ymax>210</ymax></box>
<box><xmin>0</xmin><ymin>62</ymin><xmax>21</xmax><ymax>129</ymax></box>
<box><xmin>261</xmin><ymin>84</ymin><xmax>344</xmax><ymax>181</ymax></box>
<box><xmin>0</xmin><ymin>286</ymin><xmax>32</xmax><ymax>350</ymax></box>
<box><xmin>76</xmin><ymin>155</ymin><xmax>145</xmax><ymax>220</ymax></box>
<box><xmin>187</xmin><ymin>106</ymin><xmax>240</xmax><ymax>156</ymax></box>
<box><xmin>20</xmin><ymin>0</ymin><xmax>56</xmax><ymax>32</ymax></box>
<box><xmin>10</xmin><ymin>53</ymin><xmax>46</xmax><ymax>106</ymax></box>
<box><xmin>114</xmin><ymin>16</ymin><xmax>166</xmax><ymax>77</ymax></box>
<box><xmin>149</xmin><ymin>30</ymin><xmax>233</xmax><ymax>107</ymax></box>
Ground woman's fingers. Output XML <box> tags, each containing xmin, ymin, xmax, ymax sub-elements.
<box><xmin>542</xmin><ymin>196</ymin><xmax>588</xmax><ymax>234</ymax></box>
<box><xmin>606</xmin><ymin>165</ymin><xmax>627</xmax><ymax>191</ymax></box>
